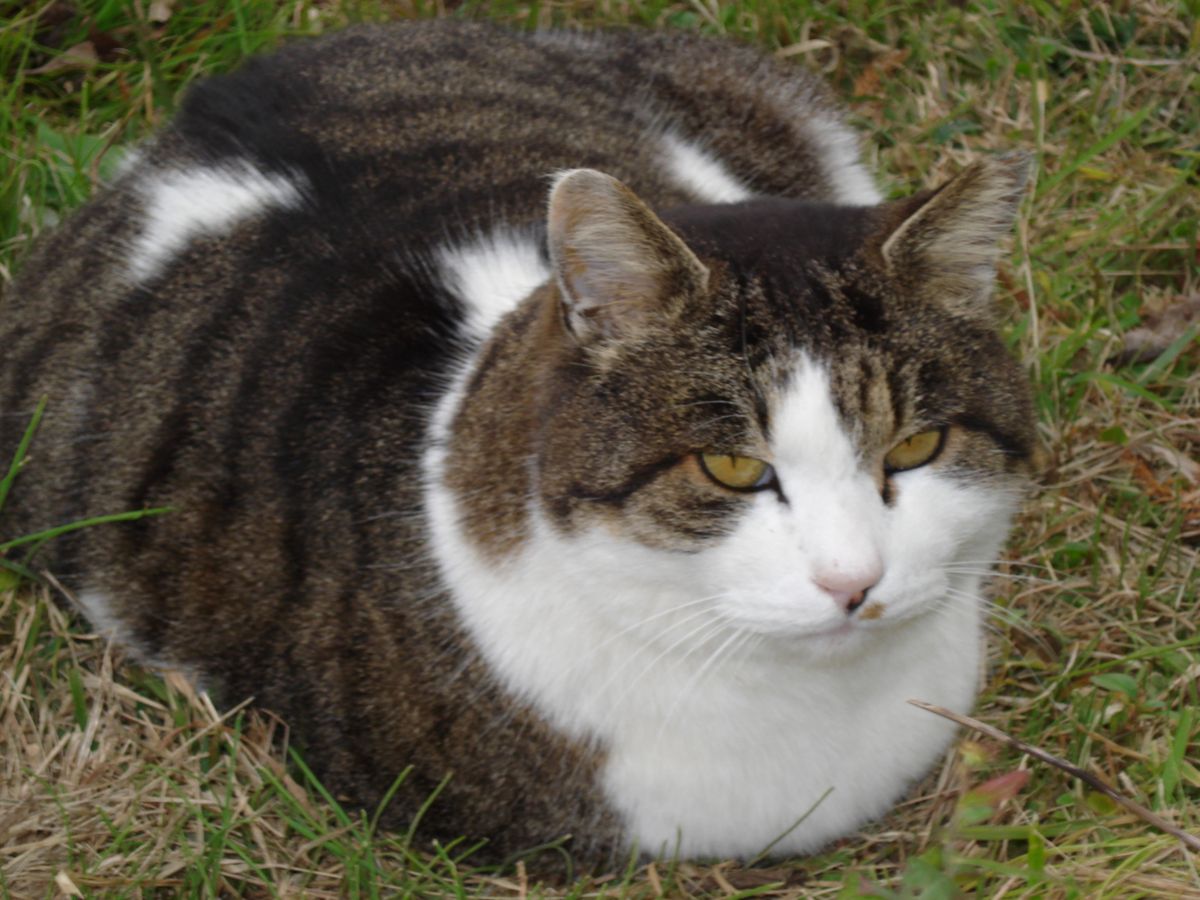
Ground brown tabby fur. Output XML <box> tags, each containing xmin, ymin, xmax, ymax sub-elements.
<box><xmin>0</xmin><ymin>20</ymin><xmax>1035</xmax><ymax>866</ymax></box>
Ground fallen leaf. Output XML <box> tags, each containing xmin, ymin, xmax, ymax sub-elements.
<box><xmin>54</xmin><ymin>871</ymin><xmax>83</xmax><ymax>897</ymax></box>
<box><xmin>955</xmin><ymin>768</ymin><xmax>1031</xmax><ymax>826</ymax></box>
<box><xmin>853</xmin><ymin>48</ymin><xmax>909</xmax><ymax>97</ymax></box>
<box><xmin>1114</xmin><ymin>292</ymin><xmax>1200</xmax><ymax>365</ymax></box>
<box><xmin>1140</xmin><ymin>442</ymin><xmax>1200</xmax><ymax>485</ymax></box>
<box><xmin>971</xmin><ymin>769</ymin><xmax>1032</xmax><ymax>806</ymax></box>
<box><xmin>149</xmin><ymin>0</ymin><xmax>174</xmax><ymax>24</ymax></box>
<box><xmin>27</xmin><ymin>41</ymin><xmax>98</xmax><ymax>75</ymax></box>
<box><xmin>1122</xmin><ymin>449</ymin><xmax>1175</xmax><ymax>503</ymax></box>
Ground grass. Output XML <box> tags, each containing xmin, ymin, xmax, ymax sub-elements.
<box><xmin>2</xmin><ymin>0</ymin><xmax>1198</xmax><ymax>896</ymax></box>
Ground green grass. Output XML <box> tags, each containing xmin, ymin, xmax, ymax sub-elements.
<box><xmin>2</xmin><ymin>0</ymin><xmax>1198</xmax><ymax>896</ymax></box>
<box><xmin>0</xmin><ymin>399</ymin><xmax>170</xmax><ymax>585</ymax></box>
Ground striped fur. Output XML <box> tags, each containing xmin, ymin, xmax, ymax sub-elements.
<box><xmin>0</xmin><ymin>21</ymin><xmax>1035</xmax><ymax>866</ymax></box>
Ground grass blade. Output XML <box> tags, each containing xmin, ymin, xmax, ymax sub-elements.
<box><xmin>0</xmin><ymin>396</ymin><xmax>46</xmax><ymax>514</ymax></box>
<box><xmin>0</xmin><ymin>507</ymin><xmax>173</xmax><ymax>553</ymax></box>
<box><xmin>1036</xmin><ymin>105</ymin><xmax>1154</xmax><ymax>197</ymax></box>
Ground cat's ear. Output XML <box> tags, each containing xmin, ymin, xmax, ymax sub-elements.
<box><xmin>880</xmin><ymin>154</ymin><xmax>1030</xmax><ymax>319</ymax></box>
<box><xmin>547</xmin><ymin>169</ymin><xmax>708</xmax><ymax>341</ymax></box>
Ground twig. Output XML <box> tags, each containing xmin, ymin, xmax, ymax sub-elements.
<box><xmin>908</xmin><ymin>699</ymin><xmax>1200</xmax><ymax>853</ymax></box>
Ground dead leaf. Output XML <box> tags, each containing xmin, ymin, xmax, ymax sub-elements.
<box><xmin>54</xmin><ymin>871</ymin><xmax>83</xmax><ymax>897</ymax></box>
<box><xmin>27</xmin><ymin>41</ymin><xmax>98</xmax><ymax>75</ymax></box>
<box><xmin>148</xmin><ymin>0</ymin><xmax>174</xmax><ymax>24</ymax></box>
<box><xmin>853</xmin><ymin>48</ymin><xmax>910</xmax><ymax>97</ymax></box>
<box><xmin>1140</xmin><ymin>442</ymin><xmax>1200</xmax><ymax>485</ymax></box>
<box><xmin>971</xmin><ymin>769</ymin><xmax>1032</xmax><ymax>806</ymax></box>
<box><xmin>1123</xmin><ymin>449</ymin><xmax>1175</xmax><ymax>503</ymax></box>
<box><xmin>1114</xmin><ymin>293</ymin><xmax>1200</xmax><ymax>365</ymax></box>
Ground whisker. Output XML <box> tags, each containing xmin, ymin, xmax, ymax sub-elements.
<box><xmin>601</xmin><ymin>616</ymin><xmax>734</xmax><ymax>728</ymax></box>
<box><xmin>943</xmin><ymin>570</ymin><xmax>1056</xmax><ymax>586</ymax></box>
<box><xmin>655</xmin><ymin>624</ymin><xmax>752</xmax><ymax>740</ymax></box>
<box><xmin>593</xmin><ymin>607</ymin><xmax>729</xmax><ymax>712</ymax></box>
<box><xmin>935</xmin><ymin>587</ymin><xmax>1039</xmax><ymax>638</ymax></box>
<box><xmin>588</xmin><ymin>594</ymin><xmax>723</xmax><ymax>654</ymax></box>
<box><xmin>945</xmin><ymin>559</ymin><xmax>1057</xmax><ymax>574</ymax></box>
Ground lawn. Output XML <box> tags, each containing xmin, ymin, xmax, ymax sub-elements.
<box><xmin>1</xmin><ymin>0</ymin><xmax>1198</xmax><ymax>896</ymax></box>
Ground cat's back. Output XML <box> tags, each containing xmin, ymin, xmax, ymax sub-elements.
<box><xmin>140</xmin><ymin>19</ymin><xmax>874</xmax><ymax>226</ymax></box>
<box><xmin>7</xmin><ymin>19</ymin><xmax>872</xmax><ymax>282</ymax></box>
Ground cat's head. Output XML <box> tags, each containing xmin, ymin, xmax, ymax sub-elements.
<box><xmin>452</xmin><ymin>158</ymin><xmax>1035</xmax><ymax>648</ymax></box>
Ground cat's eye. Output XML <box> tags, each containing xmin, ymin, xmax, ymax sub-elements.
<box><xmin>884</xmin><ymin>429</ymin><xmax>945</xmax><ymax>473</ymax></box>
<box><xmin>699</xmin><ymin>453</ymin><xmax>775</xmax><ymax>491</ymax></box>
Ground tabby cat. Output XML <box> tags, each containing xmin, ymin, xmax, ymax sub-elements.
<box><xmin>0</xmin><ymin>20</ymin><xmax>1036</xmax><ymax>865</ymax></box>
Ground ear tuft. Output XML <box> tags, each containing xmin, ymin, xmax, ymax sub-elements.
<box><xmin>547</xmin><ymin>169</ymin><xmax>708</xmax><ymax>341</ymax></box>
<box><xmin>881</xmin><ymin>153</ymin><xmax>1031</xmax><ymax>317</ymax></box>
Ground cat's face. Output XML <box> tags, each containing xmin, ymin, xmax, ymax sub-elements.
<box><xmin>528</xmin><ymin>164</ymin><xmax>1035</xmax><ymax>647</ymax></box>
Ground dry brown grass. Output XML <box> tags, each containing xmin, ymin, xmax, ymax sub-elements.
<box><xmin>2</xmin><ymin>0</ymin><xmax>1198</xmax><ymax>896</ymax></box>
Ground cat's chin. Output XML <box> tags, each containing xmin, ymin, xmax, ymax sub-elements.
<box><xmin>753</xmin><ymin>618</ymin><xmax>888</xmax><ymax>663</ymax></box>
<box><xmin>792</xmin><ymin>626</ymin><xmax>871</xmax><ymax>663</ymax></box>
<box><xmin>751</xmin><ymin>606</ymin><xmax>936</xmax><ymax>663</ymax></box>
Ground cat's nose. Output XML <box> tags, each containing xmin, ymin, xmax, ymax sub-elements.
<box><xmin>814</xmin><ymin>564</ymin><xmax>882</xmax><ymax>614</ymax></box>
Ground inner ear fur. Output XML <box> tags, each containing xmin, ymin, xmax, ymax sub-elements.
<box><xmin>547</xmin><ymin>169</ymin><xmax>709</xmax><ymax>341</ymax></box>
<box><xmin>880</xmin><ymin>153</ymin><xmax>1031</xmax><ymax>320</ymax></box>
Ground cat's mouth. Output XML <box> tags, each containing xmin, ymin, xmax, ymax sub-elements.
<box><xmin>742</xmin><ymin>613</ymin><xmax>880</xmax><ymax>644</ymax></box>
<box><xmin>809</xmin><ymin>619</ymin><xmax>857</xmax><ymax>640</ymax></box>
<box><xmin>728</xmin><ymin>594</ymin><xmax>937</xmax><ymax>645</ymax></box>
<box><xmin>769</xmin><ymin>618</ymin><xmax>891</xmax><ymax>663</ymax></box>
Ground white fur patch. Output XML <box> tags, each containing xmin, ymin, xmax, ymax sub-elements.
<box><xmin>76</xmin><ymin>590</ymin><xmax>204</xmax><ymax>690</ymax></box>
<box><xmin>76</xmin><ymin>589</ymin><xmax>166</xmax><ymax>666</ymax></box>
<box><xmin>660</xmin><ymin>133</ymin><xmax>754</xmax><ymax>204</ymax></box>
<box><xmin>112</xmin><ymin>145</ymin><xmax>145</xmax><ymax>180</ymax></box>
<box><xmin>802</xmin><ymin>115</ymin><xmax>882</xmax><ymax>206</ymax></box>
<box><xmin>76</xmin><ymin>590</ymin><xmax>126</xmax><ymax>643</ymax></box>
<box><xmin>424</xmin><ymin>349</ymin><xmax>1017</xmax><ymax>858</ymax></box>
<box><xmin>435</xmin><ymin>229</ymin><xmax>550</xmax><ymax>341</ymax></box>
<box><xmin>126</xmin><ymin>162</ymin><xmax>305</xmax><ymax>282</ymax></box>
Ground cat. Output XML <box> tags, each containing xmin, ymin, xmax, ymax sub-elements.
<box><xmin>0</xmin><ymin>19</ymin><xmax>1036</xmax><ymax>866</ymax></box>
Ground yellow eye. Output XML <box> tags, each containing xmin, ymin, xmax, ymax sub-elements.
<box><xmin>699</xmin><ymin>453</ymin><xmax>774</xmax><ymax>491</ymax></box>
<box><xmin>884</xmin><ymin>429</ymin><xmax>944</xmax><ymax>473</ymax></box>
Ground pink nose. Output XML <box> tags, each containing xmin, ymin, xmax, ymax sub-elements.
<box><xmin>814</xmin><ymin>565</ymin><xmax>883</xmax><ymax>614</ymax></box>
